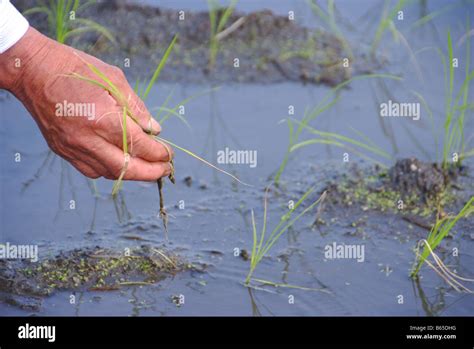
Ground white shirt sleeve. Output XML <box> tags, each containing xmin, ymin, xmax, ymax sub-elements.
<box><xmin>0</xmin><ymin>0</ymin><xmax>29</xmax><ymax>54</ymax></box>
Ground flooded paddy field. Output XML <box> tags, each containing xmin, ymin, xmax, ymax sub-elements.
<box><xmin>0</xmin><ymin>0</ymin><xmax>473</xmax><ymax>316</ymax></box>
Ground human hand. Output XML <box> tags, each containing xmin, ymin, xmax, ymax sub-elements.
<box><xmin>0</xmin><ymin>27</ymin><xmax>173</xmax><ymax>181</ymax></box>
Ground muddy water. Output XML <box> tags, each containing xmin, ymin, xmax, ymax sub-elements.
<box><xmin>1</xmin><ymin>0</ymin><xmax>473</xmax><ymax>315</ymax></box>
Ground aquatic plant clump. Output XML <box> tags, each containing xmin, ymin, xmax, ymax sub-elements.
<box><xmin>16</xmin><ymin>246</ymin><xmax>187</xmax><ymax>295</ymax></box>
<box><xmin>325</xmin><ymin>159</ymin><xmax>459</xmax><ymax>217</ymax></box>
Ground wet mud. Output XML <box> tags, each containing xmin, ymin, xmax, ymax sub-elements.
<box><xmin>14</xmin><ymin>0</ymin><xmax>362</xmax><ymax>85</ymax></box>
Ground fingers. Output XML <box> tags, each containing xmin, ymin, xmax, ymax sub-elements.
<box><xmin>95</xmin><ymin>109</ymin><xmax>173</xmax><ymax>163</ymax></box>
<box><xmin>127</xmin><ymin>90</ymin><xmax>162</xmax><ymax>135</ymax></box>
<box><xmin>68</xmin><ymin>59</ymin><xmax>172</xmax><ymax>181</ymax></box>
<box><xmin>94</xmin><ymin>137</ymin><xmax>172</xmax><ymax>181</ymax></box>
<box><xmin>110</xmin><ymin>66</ymin><xmax>162</xmax><ymax>135</ymax></box>
<box><xmin>128</xmin><ymin>121</ymin><xmax>174</xmax><ymax>162</ymax></box>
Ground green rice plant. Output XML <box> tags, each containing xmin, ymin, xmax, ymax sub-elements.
<box><xmin>245</xmin><ymin>186</ymin><xmax>327</xmax><ymax>285</ymax></box>
<box><xmin>411</xmin><ymin>197</ymin><xmax>474</xmax><ymax>281</ymax></box>
<box><xmin>139</xmin><ymin>84</ymin><xmax>220</xmax><ymax>131</ymax></box>
<box><xmin>136</xmin><ymin>35</ymin><xmax>178</xmax><ymax>102</ymax></box>
<box><xmin>273</xmin><ymin>73</ymin><xmax>402</xmax><ymax>184</ymax></box>
<box><xmin>370</xmin><ymin>0</ymin><xmax>408</xmax><ymax>57</ymax></box>
<box><xmin>413</xmin><ymin>24</ymin><xmax>473</xmax><ymax>168</ymax></box>
<box><xmin>307</xmin><ymin>0</ymin><xmax>353</xmax><ymax>60</ymax></box>
<box><xmin>132</xmin><ymin>36</ymin><xmax>193</xmax><ymax>130</ymax></box>
<box><xmin>289</xmin><ymin>119</ymin><xmax>392</xmax><ymax>168</ymax></box>
<box><xmin>441</xmin><ymin>27</ymin><xmax>473</xmax><ymax>169</ymax></box>
<box><xmin>207</xmin><ymin>0</ymin><xmax>238</xmax><ymax>69</ymax></box>
<box><xmin>23</xmin><ymin>0</ymin><xmax>115</xmax><ymax>45</ymax></box>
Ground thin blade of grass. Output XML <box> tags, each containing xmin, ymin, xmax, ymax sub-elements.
<box><xmin>155</xmin><ymin>136</ymin><xmax>250</xmax><ymax>186</ymax></box>
<box><xmin>142</xmin><ymin>35</ymin><xmax>178</xmax><ymax>101</ymax></box>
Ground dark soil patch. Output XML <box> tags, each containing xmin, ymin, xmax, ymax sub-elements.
<box><xmin>14</xmin><ymin>0</ymin><xmax>369</xmax><ymax>85</ymax></box>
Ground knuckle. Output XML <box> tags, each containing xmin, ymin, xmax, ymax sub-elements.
<box><xmin>109</xmin><ymin>167</ymin><xmax>122</xmax><ymax>179</ymax></box>
<box><xmin>112</xmin><ymin>66</ymin><xmax>126</xmax><ymax>79</ymax></box>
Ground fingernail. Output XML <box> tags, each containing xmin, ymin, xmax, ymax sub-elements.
<box><xmin>150</xmin><ymin>118</ymin><xmax>161</xmax><ymax>135</ymax></box>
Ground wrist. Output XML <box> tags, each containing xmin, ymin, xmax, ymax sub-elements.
<box><xmin>0</xmin><ymin>27</ymin><xmax>51</xmax><ymax>94</ymax></box>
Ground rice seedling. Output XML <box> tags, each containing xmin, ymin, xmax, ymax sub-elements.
<box><xmin>68</xmin><ymin>35</ymin><xmax>247</xmax><ymax>238</ymax></box>
<box><xmin>411</xmin><ymin>25</ymin><xmax>473</xmax><ymax>168</ymax></box>
<box><xmin>441</xmin><ymin>27</ymin><xmax>473</xmax><ymax>169</ymax></box>
<box><xmin>207</xmin><ymin>0</ymin><xmax>238</xmax><ymax>69</ymax></box>
<box><xmin>245</xmin><ymin>186</ymin><xmax>327</xmax><ymax>285</ymax></box>
<box><xmin>289</xmin><ymin>119</ymin><xmax>392</xmax><ymax>168</ymax></box>
<box><xmin>410</xmin><ymin>197</ymin><xmax>474</xmax><ymax>291</ymax></box>
<box><xmin>273</xmin><ymin>73</ymin><xmax>402</xmax><ymax>184</ymax></box>
<box><xmin>307</xmin><ymin>0</ymin><xmax>353</xmax><ymax>60</ymax></box>
<box><xmin>370</xmin><ymin>0</ymin><xmax>408</xmax><ymax>58</ymax></box>
<box><xmin>23</xmin><ymin>0</ymin><xmax>115</xmax><ymax>45</ymax></box>
<box><xmin>133</xmin><ymin>35</ymin><xmax>178</xmax><ymax>237</ymax></box>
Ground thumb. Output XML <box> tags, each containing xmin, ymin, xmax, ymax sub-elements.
<box><xmin>127</xmin><ymin>90</ymin><xmax>161</xmax><ymax>135</ymax></box>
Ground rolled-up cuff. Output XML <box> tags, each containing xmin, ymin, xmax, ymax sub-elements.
<box><xmin>0</xmin><ymin>0</ymin><xmax>29</xmax><ymax>54</ymax></box>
